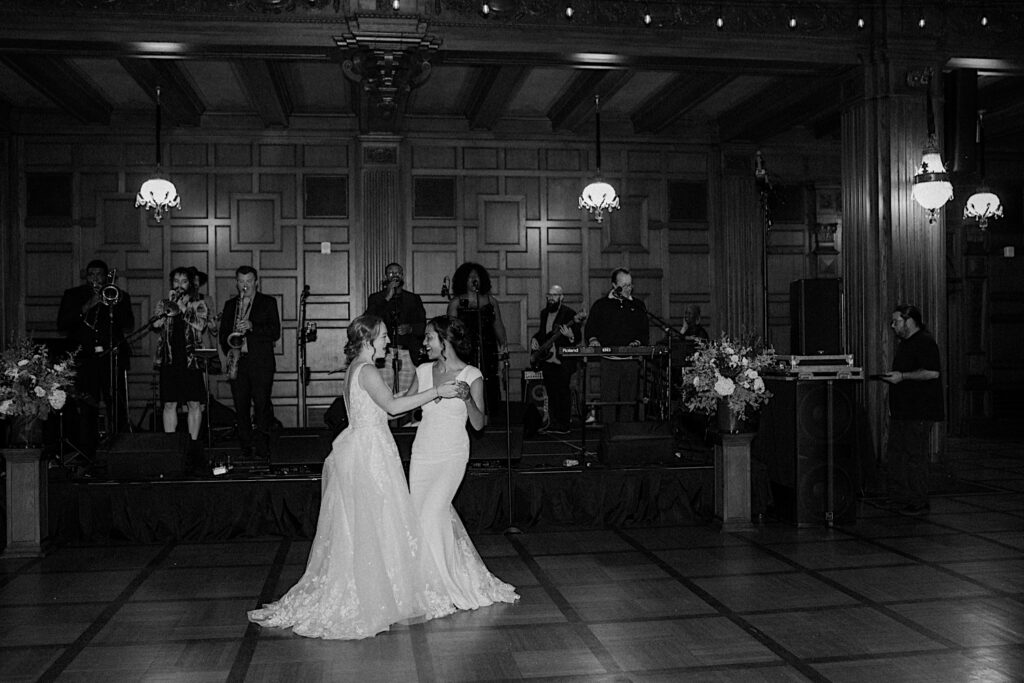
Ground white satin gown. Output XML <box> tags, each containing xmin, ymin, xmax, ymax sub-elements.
<box><xmin>247</xmin><ymin>363</ymin><xmax>455</xmax><ymax>639</ymax></box>
<box><xmin>410</xmin><ymin>363</ymin><xmax>520</xmax><ymax>609</ymax></box>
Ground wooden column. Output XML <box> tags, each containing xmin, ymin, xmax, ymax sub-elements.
<box><xmin>358</xmin><ymin>136</ymin><xmax>403</xmax><ymax>303</ymax></box>
<box><xmin>2</xmin><ymin>448</ymin><xmax>49</xmax><ymax>558</ymax></box>
<box><xmin>714</xmin><ymin>433</ymin><xmax>756</xmax><ymax>532</ymax></box>
<box><xmin>715</xmin><ymin>149</ymin><xmax>764</xmax><ymax>338</ymax></box>
<box><xmin>840</xmin><ymin>55</ymin><xmax>947</xmax><ymax>458</ymax></box>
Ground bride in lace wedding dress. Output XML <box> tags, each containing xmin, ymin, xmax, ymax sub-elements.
<box><xmin>247</xmin><ymin>314</ymin><xmax>465</xmax><ymax>639</ymax></box>
<box><xmin>406</xmin><ymin>315</ymin><xmax>519</xmax><ymax>609</ymax></box>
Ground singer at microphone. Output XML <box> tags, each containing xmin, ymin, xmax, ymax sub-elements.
<box><xmin>364</xmin><ymin>262</ymin><xmax>427</xmax><ymax>395</ymax></box>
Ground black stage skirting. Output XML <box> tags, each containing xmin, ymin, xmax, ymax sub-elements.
<box><xmin>46</xmin><ymin>466</ymin><xmax>713</xmax><ymax>544</ymax></box>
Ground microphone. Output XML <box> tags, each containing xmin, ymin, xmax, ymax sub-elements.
<box><xmin>441</xmin><ymin>276</ymin><xmax>450</xmax><ymax>298</ymax></box>
<box><xmin>613</xmin><ymin>285</ymin><xmax>623</xmax><ymax>296</ymax></box>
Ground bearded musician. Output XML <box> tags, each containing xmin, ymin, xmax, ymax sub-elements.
<box><xmin>151</xmin><ymin>266</ymin><xmax>215</xmax><ymax>471</ymax></box>
<box><xmin>529</xmin><ymin>285</ymin><xmax>582</xmax><ymax>435</ymax></box>
<box><xmin>218</xmin><ymin>266</ymin><xmax>280</xmax><ymax>462</ymax></box>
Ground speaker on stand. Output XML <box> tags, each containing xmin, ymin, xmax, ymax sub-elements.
<box><xmin>790</xmin><ymin>278</ymin><xmax>843</xmax><ymax>355</ymax></box>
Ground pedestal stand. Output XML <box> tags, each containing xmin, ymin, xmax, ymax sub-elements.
<box><xmin>714</xmin><ymin>433</ymin><xmax>755</xmax><ymax>532</ymax></box>
<box><xmin>2</xmin><ymin>448</ymin><xmax>49</xmax><ymax>558</ymax></box>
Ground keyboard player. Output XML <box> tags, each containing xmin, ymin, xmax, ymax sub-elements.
<box><xmin>585</xmin><ymin>268</ymin><xmax>649</xmax><ymax>424</ymax></box>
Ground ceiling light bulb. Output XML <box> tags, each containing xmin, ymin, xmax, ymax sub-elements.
<box><xmin>715</xmin><ymin>16</ymin><xmax>724</xmax><ymax>29</ymax></box>
<box><xmin>918</xmin><ymin>17</ymin><xmax>926</xmax><ymax>28</ymax></box>
<box><xmin>981</xmin><ymin>15</ymin><xmax>988</xmax><ymax>26</ymax></box>
<box><xmin>565</xmin><ymin>4</ymin><xmax>573</xmax><ymax>18</ymax></box>
<box><xmin>857</xmin><ymin>17</ymin><xmax>865</xmax><ymax>29</ymax></box>
<box><xmin>788</xmin><ymin>17</ymin><xmax>797</xmax><ymax>29</ymax></box>
<box><xmin>643</xmin><ymin>11</ymin><xmax>652</xmax><ymax>25</ymax></box>
<box><xmin>481</xmin><ymin>1</ymin><xmax>489</xmax><ymax>14</ymax></box>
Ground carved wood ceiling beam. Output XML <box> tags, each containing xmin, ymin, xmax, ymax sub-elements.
<box><xmin>716</xmin><ymin>73</ymin><xmax>845</xmax><ymax>142</ymax></box>
<box><xmin>117</xmin><ymin>58</ymin><xmax>206</xmax><ymax>127</ymax></box>
<box><xmin>463</xmin><ymin>65</ymin><xmax>529</xmax><ymax>130</ymax></box>
<box><xmin>630</xmin><ymin>72</ymin><xmax>735</xmax><ymax>134</ymax></box>
<box><xmin>234</xmin><ymin>60</ymin><xmax>293</xmax><ymax>129</ymax></box>
<box><xmin>547</xmin><ymin>69</ymin><xmax>633</xmax><ymax>132</ymax></box>
<box><xmin>985</xmin><ymin>100</ymin><xmax>1024</xmax><ymax>141</ymax></box>
<box><xmin>0</xmin><ymin>54</ymin><xmax>111</xmax><ymax>125</ymax></box>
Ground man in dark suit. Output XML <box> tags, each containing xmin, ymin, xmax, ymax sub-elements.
<box><xmin>530</xmin><ymin>285</ymin><xmax>582</xmax><ymax>434</ymax></box>
<box><xmin>219</xmin><ymin>266</ymin><xmax>280</xmax><ymax>461</ymax></box>
<box><xmin>56</xmin><ymin>259</ymin><xmax>134</xmax><ymax>457</ymax></box>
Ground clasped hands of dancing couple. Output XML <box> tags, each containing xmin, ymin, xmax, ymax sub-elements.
<box><xmin>247</xmin><ymin>313</ymin><xmax>517</xmax><ymax>640</ymax></box>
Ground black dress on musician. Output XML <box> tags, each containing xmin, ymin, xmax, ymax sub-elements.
<box><xmin>454</xmin><ymin>301</ymin><xmax>502</xmax><ymax>414</ymax></box>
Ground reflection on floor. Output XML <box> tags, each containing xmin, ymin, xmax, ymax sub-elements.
<box><xmin>2</xmin><ymin>436</ymin><xmax>1022</xmax><ymax>682</ymax></box>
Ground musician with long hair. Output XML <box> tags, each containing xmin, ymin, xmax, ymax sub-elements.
<box><xmin>56</xmin><ymin>258</ymin><xmax>134</xmax><ymax>458</ymax></box>
<box><xmin>446</xmin><ymin>262</ymin><xmax>507</xmax><ymax>415</ymax></box>
<box><xmin>151</xmin><ymin>266</ymin><xmax>214</xmax><ymax>472</ymax></box>
<box><xmin>218</xmin><ymin>266</ymin><xmax>280</xmax><ymax>462</ymax></box>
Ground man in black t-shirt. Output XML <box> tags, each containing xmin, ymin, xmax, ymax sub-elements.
<box><xmin>880</xmin><ymin>304</ymin><xmax>944</xmax><ymax>515</ymax></box>
<box><xmin>365</xmin><ymin>262</ymin><xmax>426</xmax><ymax>394</ymax></box>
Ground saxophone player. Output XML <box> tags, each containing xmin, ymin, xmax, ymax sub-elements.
<box><xmin>151</xmin><ymin>267</ymin><xmax>214</xmax><ymax>473</ymax></box>
<box><xmin>218</xmin><ymin>266</ymin><xmax>281</xmax><ymax>463</ymax></box>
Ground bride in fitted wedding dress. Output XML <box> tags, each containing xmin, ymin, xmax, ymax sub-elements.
<box><xmin>407</xmin><ymin>315</ymin><xmax>519</xmax><ymax>609</ymax></box>
<box><xmin>247</xmin><ymin>314</ymin><xmax>464</xmax><ymax>639</ymax></box>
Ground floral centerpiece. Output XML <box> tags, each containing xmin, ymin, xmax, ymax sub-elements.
<box><xmin>680</xmin><ymin>334</ymin><xmax>779</xmax><ymax>428</ymax></box>
<box><xmin>1</xmin><ymin>338</ymin><xmax>76</xmax><ymax>446</ymax></box>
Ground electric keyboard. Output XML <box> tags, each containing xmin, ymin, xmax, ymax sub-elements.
<box><xmin>560</xmin><ymin>346</ymin><xmax>667</xmax><ymax>357</ymax></box>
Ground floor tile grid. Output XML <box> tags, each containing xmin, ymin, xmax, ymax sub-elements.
<box><xmin>505</xmin><ymin>534</ymin><xmax>627</xmax><ymax>677</ymax></box>
<box><xmin>610</xmin><ymin>530</ymin><xmax>830</xmax><ymax>682</ymax></box>
<box><xmin>845</xmin><ymin>508</ymin><xmax>1024</xmax><ymax>602</ymax></box>
<box><xmin>729</xmin><ymin>531</ymin><xmax>968</xmax><ymax>653</ymax></box>
<box><xmin>33</xmin><ymin>541</ymin><xmax>176</xmax><ymax>683</ymax></box>
<box><xmin>227</xmin><ymin>537</ymin><xmax>293</xmax><ymax>683</ymax></box>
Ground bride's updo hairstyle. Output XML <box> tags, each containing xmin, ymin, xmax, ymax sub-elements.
<box><xmin>345</xmin><ymin>314</ymin><xmax>382</xmax><ymax>365</ymax></box>
<box><xmin>428</xmin><ymin>315</ymin><xmax>473</xmax><ymax>362</ymax></box>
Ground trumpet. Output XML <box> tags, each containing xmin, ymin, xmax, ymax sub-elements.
<box><xmin>100</xmin><ymin>268</ymin><xmax>122</xmax><ymax>306</ymax></box>
<box><xmin>158</xmin><ymin>290</ymin><xmax>184</xmax><ymax>317</ymax></box>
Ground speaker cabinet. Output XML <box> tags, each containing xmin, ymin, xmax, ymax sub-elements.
<box><xmin>521</xmin><ymin>371</ymin><xmax>549</xmax><ymax>437</ymax></box>
<box><xmin>754</xmin><ymin>379</ymin><xmax>860</xmax><ymax>526</ymax></box>
<box><xmin>270</xmin><ymin>428</ymin><xmax>333</xmax><ymax>468</ymax></box>
<box><xmin>790</xmin><ymin>278</ymin><xmax>842</xmax><ymax>355</ymax></box>
<box><xmin>599</xmin><ymin>421</ymin><xmax>674</xmax><ymax>467</ymax></box>
<box><xmin>105</xmin><ymin>433</ymin><xmax>184</xmax><ymax>479</ymax></box>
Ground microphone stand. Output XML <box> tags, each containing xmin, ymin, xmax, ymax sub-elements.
<box><xmin>646</xmin><ymin>310</ymin><xmax>684</xmax><ymax>421</ymax></box>
<box><xmin>502</xmin><ymin>355</ymin><xmax>520</xmax><ymax>534</ymax></box>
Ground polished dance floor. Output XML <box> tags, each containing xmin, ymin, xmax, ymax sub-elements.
<box><xmin>1</xmin><ymin>436</ymin><xmax>1023</xmax><ymax>682</ymax></box>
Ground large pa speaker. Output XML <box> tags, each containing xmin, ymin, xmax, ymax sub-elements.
<box><xmin>753</xmin><ymin>379</ymin><xmax>859</xmax><ymax>526</ymax></box>
<box><xmin>790</xmin><ymin>278</ymin><xmax>842</xmax><ymax>355</ymax></box>
<box><xmin>521</xmin><ymin>371</ymin><xmax>549</xmax><ymax>437</ymax></box>
<box><xmin>105</xmin><ymin>432</ymin><xmax>184</xmax><ymax>479</ymax></box>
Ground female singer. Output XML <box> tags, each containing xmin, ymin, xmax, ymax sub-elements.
<box><xmin>446</xmin><ymin>262</ymin><xmax>507</xmax><ymax>415</ymax></box>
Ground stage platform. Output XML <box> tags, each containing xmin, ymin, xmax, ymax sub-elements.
<box><xmin>25</xmin><ymin>419</ymin><xmax>715</xmax><ymax>544</ymax></box>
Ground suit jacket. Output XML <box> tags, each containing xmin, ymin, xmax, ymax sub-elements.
<box><xmin>56</xmin><ymin>283</ymin><xmax>135</xmax><ymax>362</ymax></box>
<box><xmin>219</xmin><ymin>292</ymin><xmax>281</xmax><ymax>364</ymax></box>
<box><xmin>532</xmin><ymin>305</ymin><xmax>581</xmax><ymax>368</ymax></box>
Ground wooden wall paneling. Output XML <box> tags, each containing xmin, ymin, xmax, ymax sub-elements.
<box><xmin>601</xmin><ymin>194</ymin><xmax>648</xmax><ymax>253</ymax></box>
<box><xmin>411</xmin><ymin>247</ymin><xmax>457</xmax><ymax>301</ymax></box>
<box><xmin>98</xmin><ymin>196</ymin><xmax>141</xmax><ymax>245</ymax></box>
<box><xmin>505</xmin><ymin>175</ymin><xmax>540</xmax><ymax>220</ymax></box>
<box><xmin>479</xmin><ymin>195</ymin><xmax>525</xmax><ymax>247</ymax></box>
<box><xmin>463</xmin><ymin>177</ymin><xmax>498</xmax><ymax>220</ymax></box>
<box><xmin>78</xmin><ymin>173</ymin><xmax>118</xmax><ymax>226</ymax></box>
<box><xmin>546</xmin><ymin>177</ymin><xmax>583</xmax><ymax>221</ymax></box>
<box><xmin>716</xmin><ymin>153</ymin><xmax>763</xmax><ymax>338</ymax></box>
<box><xmin>259</xmin><ymin>173</ymin><xmax>297</xmax><ymax>219</ymax></box>
<box><xmin>260</xmin><ymin>225</ymin><xmax>298</xmax><ymax>271</ymax></box>
<box><xmin>215</xmin><ymin>175</ymin><xmax>253</xmax><ymax>218</ymax></box>
<box><xmin>170</xmin><ymin>173</ymin><xmax>209</xmax><ymax>220</ymax></box>
<box><xmin>23</xmin><ymin>243</ymin><xmax>73</xmax><ymax>335</ymax></box>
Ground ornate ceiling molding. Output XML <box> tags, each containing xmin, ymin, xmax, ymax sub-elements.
<box><xmin>334</xmin><ymin>16</ymin><xmax>442</xmax><ymax>133</ymax></box>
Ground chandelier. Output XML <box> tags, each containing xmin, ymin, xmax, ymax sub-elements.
<box><xmin>136</xmin><ymin>86</ymin><xmax>180</xmax><ymax>222</ymax></box>
<box><xmin>579</xmin><ymin>94</ymin><xmax>619</xmax><ymax>223</ymax></box>
<box><xmin>911</xmin><ymin>88</ymin><xmax>952</xmax><ymax>224</ymax></box>
<box><xmin>963</xmin><ymin>110</ymin><xmax>1002</xmax><ymax>229</ymax></box>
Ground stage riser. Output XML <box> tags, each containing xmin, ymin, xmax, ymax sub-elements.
<box><xmin>47</xmin><ymin>467</ymin><xmax>714</xmax><ymax>543</ymax></box>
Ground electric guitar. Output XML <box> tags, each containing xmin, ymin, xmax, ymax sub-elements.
<box><xmin>531</xmin><ymin>309</ymin><xmax>587</xmax><ymax>368</ymax></box>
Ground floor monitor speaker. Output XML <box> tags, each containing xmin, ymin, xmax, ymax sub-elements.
<box><xmin>105</xmin><ymin>432</ymin><xmax>184</xmax><ymax>479</ymax></box>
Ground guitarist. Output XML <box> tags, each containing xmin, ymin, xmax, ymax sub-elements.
<box><xmin>529</xmin><ymin>285</ymin><xmax>582</xmax><ymax>435</ymax></box>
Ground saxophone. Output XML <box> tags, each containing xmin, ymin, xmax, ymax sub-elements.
<box><xmin>225</xmin><ymin>293</ymin><xmax>253</xmax><ymax>381</ymax></box>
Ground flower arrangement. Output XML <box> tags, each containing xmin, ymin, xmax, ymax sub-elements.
<box><xmin>0</xmin><ymin>338</ymin><xmax>76</xmax><ymax>421</ymax></box>
<box><xmin>680</xmin><ymin>334</ymin><xmax>779</xmax><ymax>416</ymax></box>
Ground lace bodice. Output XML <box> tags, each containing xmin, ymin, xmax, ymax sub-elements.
<box><xmin>347</xmin><ymin>363</ymin><xmax>388</xmax><ymax>430</ymax></box>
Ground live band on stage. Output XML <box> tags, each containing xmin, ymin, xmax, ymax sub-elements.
<box><xmin>54</xmin><ymin>258</ymin><xmax>713</xmax><ymax>477</ymax></box>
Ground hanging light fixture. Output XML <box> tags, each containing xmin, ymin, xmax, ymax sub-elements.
<box><xmin>578</xmin><ymin>94</ymin><xmax>619</xmax><ymax>223</ymax></box>
<box><xmin>911</xmin><ymin>87</ymin><xmax>952</xmax><ymax>224</ymax></box>
<box><xmin>964</xmin><ymin>110</ymin><xmax>1003</xmax><ymax>229</ymax></box>
<box><xmin>135</xmin><ymin>86</ymin><xmax>180</xmax><ymax>223</ymax></box>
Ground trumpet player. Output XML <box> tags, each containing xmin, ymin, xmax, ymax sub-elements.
<box><xmin>152</xmin><ymin>267</ymin><xmax>214</xmax><ymax>473</ymax></box>
<box><xmin>218</xmin><ymin>266</ymin><xmax>280</xmax><ymax>463</ymax></box>
<box><xmin>57</xmin><ymin>259</ymin><xmax>134</xmax><ymax>458</ymax></box>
